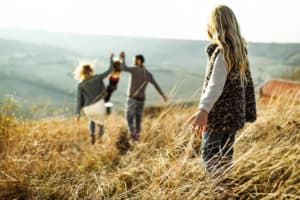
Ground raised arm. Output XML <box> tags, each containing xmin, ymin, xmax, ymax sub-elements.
<box><xmin>97</xmin><ymin>53</ymin><xmax>114</xmax><ymax>79</ymax></box>
<box><xmin>120</xmin><ymin>51</ymin><xmax>135</xmax><ymax>73</ymax></box>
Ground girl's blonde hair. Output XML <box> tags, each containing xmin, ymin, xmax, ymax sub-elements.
<box><xmin>207</xmin><ymin>5</ymin><xmax>249</xmax><ymax>82</ymax></box>
<box><xmin>74</xmin><ymin>63</ymin><xmax>94</xmax><ymax>81</ymax></box>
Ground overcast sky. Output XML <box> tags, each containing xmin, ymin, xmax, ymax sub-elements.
<box><xmin>0</xmin><ymin>0</ymin><xmax>299</xmax><ymax>43</ymax></box>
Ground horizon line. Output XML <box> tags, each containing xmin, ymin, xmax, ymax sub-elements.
<box><xmin>0</xmin><ymin>28</ymin><xmax>299</xmax><ymax>45</ymax></box>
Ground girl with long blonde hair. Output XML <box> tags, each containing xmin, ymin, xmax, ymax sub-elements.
<box><xmin>189</xmin><ymin>5</ymin><xmax>257</xmax><ymax>174</ymax></box>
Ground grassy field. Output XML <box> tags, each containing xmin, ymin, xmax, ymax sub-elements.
<box><xmin>0</xmin><ymin>94</ymin><xmax>299</xmax><ymax>199</ymax></box>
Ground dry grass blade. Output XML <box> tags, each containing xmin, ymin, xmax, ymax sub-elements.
<box><xmin>0</xmin><ymin>95</ymin><xmax>299</xmax><ymax>199</ymax></box>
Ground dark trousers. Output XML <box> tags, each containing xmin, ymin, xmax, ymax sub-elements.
<box><xmin>89</xmin><ymin>121</ymin><xmax>104</xmax><ymax>137</ymax></box>
<box><xmin>125</xmin><ymin>97</ymin><xmax>145</xmax><ymax>141</ymax></box>
<box><xmin>104</xmin><ymin>84</ymin><xmax>117</xmax><ymax>103</ymax></box>
<box><xmin>104</xmin><ymin>83</ymin><xmax>118</xmax><ymax>115</ymax></box>
<box><xmin>201</xmin><ymin>130</ymin><xmax>236</xmax><ymax>174</ymax></box>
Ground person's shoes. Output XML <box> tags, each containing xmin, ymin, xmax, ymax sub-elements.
<box><xmin>105</xmin><ymin>102</ymin><xmax>113</xmax><ymax>115</ymax></box>
<box><xmin>91</xmin><ymin>135</ymin><xmax>96</xmax><ymax>145</ymax></box>
<box><xmin>131</xmin><ymin>133</ymin><xmax>139</xmax><ymax>142</ymax></box>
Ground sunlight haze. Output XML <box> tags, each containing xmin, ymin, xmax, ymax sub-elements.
<box><xmin>0</xmin><ymin>0</ymin><xmax>299</xmax><ymax>42</ymax></box>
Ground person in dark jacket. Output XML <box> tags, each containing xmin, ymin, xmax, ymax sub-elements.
<box><xmin>75</xmin><ymin>54</ymin><xmax>113</xmax><ymax>144</ymax></box>
<box><xmin>189</xmin><ymin>5</ymin><xmax>257</xmax><ymax>175</ymax></box>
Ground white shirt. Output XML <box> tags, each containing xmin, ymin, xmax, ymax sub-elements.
<box><xmin>199</xmin><ymin>53</ymin><xmax>228</xmax><ymax>113</ymax></box>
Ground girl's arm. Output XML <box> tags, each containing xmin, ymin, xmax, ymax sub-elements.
<box><xmin>199</xmin><ymin>54</ymin><xmax>228</xmax><ymax>113</ymax></box>
<box><xmin>97</xmin><ymin>55</ymin><xmax>114</xmax><ymax>79</ymax></box>
<box><xmin>76</xmin><ymin>84</ymin><xmax>84</xmax><ymax>117</ymax></box>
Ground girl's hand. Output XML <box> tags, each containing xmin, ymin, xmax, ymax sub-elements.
<box><xmin>162</xmin><ymin>95</ymin><xmax>168</xmax><ymax>102</ymax></box>
<box><xmin>188</xmin><ymin>109</ymin><xmax>208</xmax><ymax>136</ymax></box>
<box><xmin>74</xmin><ymin>116</ymin><xmax>80</xmax><ymax>124</ymax></box>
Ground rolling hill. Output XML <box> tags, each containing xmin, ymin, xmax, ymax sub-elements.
<box><xmin>0</xmin><ymin>30</ymin><xmax>299</xmax><ymax>116</ymax></box>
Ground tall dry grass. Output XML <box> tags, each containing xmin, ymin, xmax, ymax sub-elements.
<box><xmin>0</xmin><ymin>96</ymin><xmax>299</xmax><ymax>199</ymax></box>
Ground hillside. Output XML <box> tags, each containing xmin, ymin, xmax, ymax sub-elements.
<box><xmin>1</xmin><ymin>30</ymin><xmax>300</xmax><ymax>114</ymax></box>
<box><xmin>0</xmin><ymin>39</ymin><xmax>79</xmax><ymax>108</ymax></box>
<box><xmin>1</xmin><ymin>96</ymin><xmax>299</xmax><ymax>199</ymax></box>
<box><xmin>0</xmin><ymin>37</ymin><xmax>206</xmax><ymax>111</ymax></box>
<box><xmin>1</xmin><ymin>30</ymin><xmax>300</xmax><ymax>65</ymax></box>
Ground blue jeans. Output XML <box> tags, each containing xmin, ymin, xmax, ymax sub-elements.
<box><xmin>201</xmin><ymin>130</ymin><xmax>236</xmax><ymax>174</ymax></box>
<box><xmin>125</xmin><ymin>97</ymin><xmax>145</xmax><ymax>141</ymax></box>
<box><xmin>89</xmin><ymin>121</ymin><xmax>104</xmax><ymax>137</ymax></box>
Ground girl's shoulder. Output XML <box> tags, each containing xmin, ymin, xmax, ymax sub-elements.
<box><xmin>79</xmin><ymin>75</ymin><xmax>96</xmax><ymax>86</ymax></box>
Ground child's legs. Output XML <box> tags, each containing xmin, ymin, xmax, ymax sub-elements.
<box><xmin>220</xmin><ymin>131</ymin><xmax>236</xmax><ymax>169</ymax></box>
<box><xmin>98</xmin><ymin>124</ymin><xmax>104</xmax><ymax>137</ymax></box>
<box><xmin>89</xmin><ymin>121</ymin><xmax>96</xmax><ymax>136</ymax></box>
<box><xmin>104</xmin><ymin>90</ymin><xmax>113</xmax><ymax>114</ymax></box>
<box><xmin>105</xmin><ymin>87</ymin><xmax>113</xmax><ymax>102</ymax></box>
<box><xmin>201</xmin><ymin>131</ymin><xmax>236</xmax><ymax>174</ymax></box>
<box><xmin>105</xmin><ymin>84</ymin><xmax>117</xmax><ymax>102</ymax></box>
<box><xmin>105</xmin><ymin>89</ymin><xmax>113</xmax><ymax>102</ymax></box>
<box><xmin>201</xmin><ymin>131</ymin><xmax>226</xmax><ymax>173</ymax></box>
<box><xmin>104</xmin><ymin>93</ymin><xmax>112</xmax><ymax>103</ymax></box>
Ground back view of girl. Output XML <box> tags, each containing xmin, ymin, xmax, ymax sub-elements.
<box><xmin>75</xmin><ymin>54</ymin><xmax>113</xmax><ymax>144</ymax></box>
<box><xmin>189</xmin><ymin>5</ymin><xmax>256</xmax><ymax>174</ymax></box>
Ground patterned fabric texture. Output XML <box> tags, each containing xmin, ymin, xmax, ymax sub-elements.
<box><xmin>202</xmin><ymin>43</ymin><xmax>257</xmax><ymax>132</ymax></box>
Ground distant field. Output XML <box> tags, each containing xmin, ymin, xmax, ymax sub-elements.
<box><xmin>0</xmin><ymin>30</ymin><xmax>299</xmax><ymax>115</ymax></box>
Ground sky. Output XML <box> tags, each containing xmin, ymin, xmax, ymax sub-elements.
<box><xmin>0</xmin><ymin>0</ymin><xmax>299</xmax><ymax>43</ymax></box>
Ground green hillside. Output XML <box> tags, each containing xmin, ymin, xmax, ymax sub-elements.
<box><xmin>0</xmin><ymin>30</ymin><xmax>299</xmax><ymax>116</ymax></box>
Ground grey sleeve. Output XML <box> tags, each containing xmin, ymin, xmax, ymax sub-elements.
<box><xmin>97</xmin><ymin>57</ymin><xmax>114</xmax><ymax>79</ymax></box>
<box><xmin>149</xmin><ymin>72</ymin><xmax>165</xmax><ymax>97</ymax></box>
<box><xmin>76</xmin><ymin>84</ymin><xmax>84</xmax><ymax>116</ymax></box>
<box><xmin>199</xmin><ymin>54</ymin><xmax>228</xmax><ymax>113</ymax></box>
<box><xmin>121</xmin><ymin>57</ymin><xmax>135</xmax><ymax>73</ymax></box>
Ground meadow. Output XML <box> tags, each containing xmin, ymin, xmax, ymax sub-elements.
<box><xmin>0</xmin><ymin>30</ymin><xmax>300</xmax><ymax>199</ymax></box>
<box><xmin>0</xmin><ymin>94</ymin><xmax>299</xmax><ymax>199</ymax></box>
